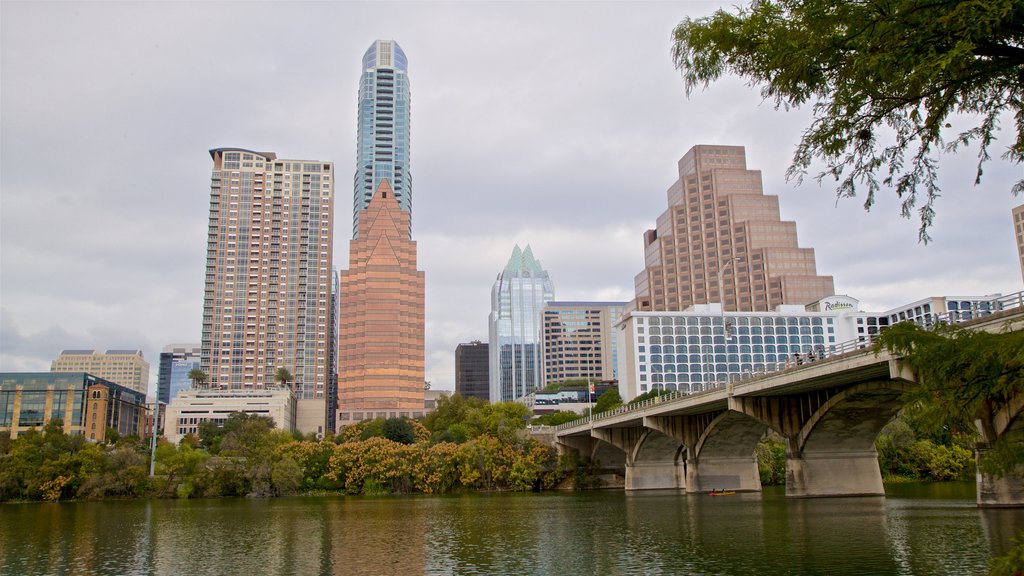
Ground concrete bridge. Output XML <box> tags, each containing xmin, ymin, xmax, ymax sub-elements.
<box><xmin>548</xmin><ymin>306</ymin><xmax>1024</xmax><ymax>507</ymax></box>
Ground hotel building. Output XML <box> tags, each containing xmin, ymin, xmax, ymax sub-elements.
<box><xmin>201</xmin><ymin>148</ymin><xmax>334</xmax><ymax>435</ymax></box>
<box><xmin>617</xmin><ymin>293</ymin><xmax>1010</xmax><ymax>400</ymax></box>
<box><xmin>489</xmin><ymin>245</ymin><xmax>555</xmax><ymax>402</ymax></box>
<box><xmin>633</xmin><ymin>145</ymin><xmax>833</xmax><ymax>312</ymax></box>
<box><xmin>51</xmin><ymin>349</ymin><xmax>149</xmax><ymax>395</ymax></box>
<box><xmin>542</xmin><ymin>301</ymin><xmax>626</xmax><ymax>387</ymax></box>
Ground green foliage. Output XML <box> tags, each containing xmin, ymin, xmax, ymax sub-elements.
<box><xmin>593</xmin><ymin>389</ymin><xmax>623</xmax><ymax>414</ymax></box>
<box><xmin>531</xmin><ymin>411</ymin><xmax>582</xmax><ymax>426</ymax></box>
<box><xmin>628</xmin><ymin>388</ymin><xmax>672</xmax><ymax>405</ymax></box>
<box><xmin>989</xmin><ymin>530</ymin><xmax>1024</xmax><ymax>576</ymax></box>
<box><xmin>198</xmin><ymin>412</ymin><xmax>276</xmax><ymax>454</ymax></box>
<box><xmin>756</xmin><ymin>434</ymin><xmax>787</xmax><ymax>486</ymax></box>
<box><xmin>876</xmin><ymin>412</ymin><xmax>976</xmax><ymax>481</ymax></box>
<box><xmin>672</xmin><ymin>0</ymin><xmax>1024</xmax><ymax>241</ymax></box>
<box><xmin>875</xmin><ymin>322</ymin><xmax>1024</xmax><ymax>475</ymax></box>
<box><xmin>274</xmin><ymin>367</ymin><xmax>293</xmax><ymax>387</ymax></box>
<box><xmin>381</xmin><ymin>418</ymin><xmax>416</xmax><ymax>445</ymax></box>
<box><xmin>421</xmin><ymin>394</ymin><xmax>529</xmax><ymax>443</ymax></box>
<box><xmin>187</xmin><ymin>368</ymin><xmax>208</xmax><ymax>389</ymax></box>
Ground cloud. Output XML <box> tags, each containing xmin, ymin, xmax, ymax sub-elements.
<box><xmin>2</xmin><ymin>1</ymin><xmax>1021</xmax><ymax>396</ymax></box>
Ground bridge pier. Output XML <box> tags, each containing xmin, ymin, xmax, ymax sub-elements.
<box><xmin>786</xmin><ymin>450</ymin><xmax>884</xmax><ymax>498</ymax></box>
<box><xmin>974</xmin><ymin>392</ymin><xmax>1024</xmax><ymax>507</ymax></box>
<box><xmin>625</xmin><ymin>461</ymin><xmax>683</xmax><ymax>490</ymax></box>
<box><xmin>686</xmin><ymin>455</ymin><xmax>761</xmax><ymax>492</ymax></box>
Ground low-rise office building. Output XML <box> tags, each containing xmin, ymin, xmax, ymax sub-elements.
<box><xmin>163</xmin><ymin>388</ymin><xmax>295</xmax><ymax>444</ymax></box>
<box><xmin>0</xmin><ymin>372</ymin><xmax>148</xmax><ymax>441</ymax></box>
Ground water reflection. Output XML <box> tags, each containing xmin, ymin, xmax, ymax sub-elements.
<box><xmin>0</xmin><ymin>483</ymin><xmax>1020</xmax><ymax>576</ymax></box>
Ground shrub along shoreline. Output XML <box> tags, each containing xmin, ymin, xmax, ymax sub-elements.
<box><xmin>0</xmin><ymin>395</ymin><xmax>975</xmax><ymax>502</ymax></box>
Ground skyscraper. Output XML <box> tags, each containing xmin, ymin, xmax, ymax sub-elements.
<box><xmin>542</xmin><ymin>301</ymin><xmax>626</xmax><ymax>387</ymax></box>
<box><xmin>201</xmin><ymin>149</ymin><xmax>334</xmax><ymax>432</ymax></box>
<box><xmin>488</xmin><ymin>245</ymin><xmax>555</xmax><ymax>402</ymax></box>
<box><xmin>337</xmin><ymin>179</ymin><xmax>425</xmax><ymax>423</ymax></box>
<box><xmin>354</xmin><ymin>39</ymin><xmax>411</xmax><ymax>238</ymax></box>
<box><xmin>156</xmin><ymin>343</ymin><xmax>201</xmax><ymax>404</ymax></box>
<box><xmin>455</xmin><ymin>341</ymin><xmax>490</xmax><ymax>401</ymax></box>
<box><xmin>633</xmin><ymin>145</ymin><xmax>834</xmax><ymax>312</ymax></box>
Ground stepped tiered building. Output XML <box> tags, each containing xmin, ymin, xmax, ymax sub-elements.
<box><xmin>634</xmin><ymin>145</ymin><xmax>833</xmax><ymax>312</ymax></box>
<box><xmin>337</xmin><ymin>180</ymin><xmax>425</xmax><ymax>423</ymax></box>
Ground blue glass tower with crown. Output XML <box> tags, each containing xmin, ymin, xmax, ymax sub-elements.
<box><xmin>354</xmin><ymin>40</ymin><xmax>412</xmax><ymax>238</ymax></box>
<box><xmin>488</xmin><ymin>245</ymin><xmax>556</xmax><ymax>402</ymax></box>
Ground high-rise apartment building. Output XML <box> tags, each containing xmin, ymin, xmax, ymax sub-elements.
<box><xmin>1014</xmin><ymin>204</ymin><xmax>1024</xmax><ymax>284</ymax></box>
<box><xmin>354</xmin><ymin>39</ymin><xmax>411</xmax><ymax>238</ymax></box>
<box><xmin>156</xmin><ymin>343</ymin><xmax>201</xmax><ymax>404</ymax></box>
<box><xmin>201</xmin><ymin>149</ymin><xmax>334</xmax><ymax>432</ymax></box>
<box><xmin>633</xmin><ymin>145</ymin><xmax>833</xmax><ymax>312</ymax></box>
<box><xmin>542</xmin><ymin>301</ymin><xmax>626</xmax><ymax>387</ymax></box>
<box><xmin>455</xmin><ymin>341</ymin><xmax>490</xmax><ymax>401</ymax></box>
<box><xmin>337</xmin><ymin>180</ymin><xmax>425</xmax><ymax>423</ymax></box>
<box><xmin>51</xmin><ymin>349</ymin><xmax>149</xmax><ymax>394</ymax></box>
<box><xmin>489</xmin><ymin>245</ymin><xmax>555</xmax><ymax>402</ymax></box>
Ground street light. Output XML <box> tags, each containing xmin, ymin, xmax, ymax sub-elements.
<box><xmin>716</xmin><ymin>256</ymin><xmax>745</xmax><ymax>339</ymax></box>
<box><xmin>716</xmin><ymin>256</ymin><xmax>745</xmax><ymax>388</ymax></box>
<box><xmin>149</xmin><ymin>400</ymin><xmax>165</xmax><ymax>477</ymax></box>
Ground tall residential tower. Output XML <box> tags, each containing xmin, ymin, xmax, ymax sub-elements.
<box><xmin>201</xmin><ymin>149</ymin><xmax>334</xmax><ymax>434</ymax></box>
<box><xmin>488</xmin><ymin>245</ymin><xmax>555</xmax><ymax>402</ymax></box>
<box><xmin>633</xmin><ymin>145</ymin><xmax>833</xmax><ymax>312</ymax></box>
<box><xmin>354</xmin><ymin>40</ymin><xmax>412</xmax><ymax>238</ymax></box>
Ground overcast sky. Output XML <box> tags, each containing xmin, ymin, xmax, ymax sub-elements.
<box><xmin>2</xmin><ymin>1</ymin><xmax>1022</xmax><ymax>395</ymax></box>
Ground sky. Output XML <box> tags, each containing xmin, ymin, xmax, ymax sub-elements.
<box><xmin>2</xmin><ymin>1</ymin><xmax>1022</xmax><ymax>396</ymax></box>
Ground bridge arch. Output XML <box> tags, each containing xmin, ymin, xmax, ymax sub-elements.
<box><xmin>795</xmin><ymin>380</ymin><xmax>915</xmax><ymax>456</ymax></box>
<box><xmin>694</xmin><ymin>410</ymin><xmax>769</xmax><ymax>462</ymax></box>
<box><xmin>631</xmin><ymin>428</ymin><xmax>685</xmax><ymax>466</ymax></box>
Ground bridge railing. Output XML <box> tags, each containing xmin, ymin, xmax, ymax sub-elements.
<box><xmin>552</xmin><ymin>292</ymin><xmax>1024</xmax><ymax>433</ymax></box>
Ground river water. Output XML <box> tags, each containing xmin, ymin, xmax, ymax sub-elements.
<box><xmin>1</xmin><ymin>483</ymin><xmax>1021</xmax><ymax>575</ymax></box>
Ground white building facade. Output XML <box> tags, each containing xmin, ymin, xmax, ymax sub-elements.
<box><xmin>617</xmin><ymin>293</ymin><xmax>1010</xmax><ymax>401</ymax></box>
<box><xmin>163</xmin><ymin>388</ymin><xmax>295</xmax><ymax>444</ymax></box>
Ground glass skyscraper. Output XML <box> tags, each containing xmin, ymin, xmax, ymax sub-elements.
<box><xmin>354</xmin><ymin>40</ymin><xmax>411</xmax><ymax>238</ymax></box>
<box><xmin>157</xmin><ymin>343</ymin><xmax>201</xmax><ymax>405</ymax></box>
<box><xmin>488</xmin><ymin>245</ymin><xmax>555</xmax><ymax>402</ymax></box>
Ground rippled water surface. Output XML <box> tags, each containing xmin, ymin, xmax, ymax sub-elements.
<box><xmin>1</xmin><ymin>483</ymin><xmax>1021</xmax><ymax>575</ymax></box>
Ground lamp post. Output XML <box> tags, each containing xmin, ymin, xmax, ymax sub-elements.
<box><xmin>716</xmin><ymin>256</ymin><xmax>745</xmax><ymax>386</ymax></box>
<box><xmin>716</xmin><ymin>256</ymin><xmax>746</xmax><ymax>336</ymax></box>
<box><xmin>149</xmin><ymin>400</ymin><xmax>165</xmax><ymax>477</ymax></box>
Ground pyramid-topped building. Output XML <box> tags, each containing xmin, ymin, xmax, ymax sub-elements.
<box><xmin>337</xmin><ymin>179</ymin><xmax>425</xmax><ymax>422</ymax></box>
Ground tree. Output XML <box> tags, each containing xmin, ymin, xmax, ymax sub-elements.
<box><xmin>593</xmin><ymin>389</ymin><xmax>623</xmax><ymax>414</ymax></box>
<box><xmin>187</xmin><ymin>368</ymin><xmax>209</xmax><ymax>390</ymax></box>
<box><xmin>672</xmin><ymin>0</ymin><xmax>1024</xmax><ymax>241</ymax></box>
<box><xmin>874</xmin><ymin>322</ymin><xmax>1024</xmax><ymax>474</ymax></box>
<box><xmin>274</xmin><ymin>367</ymin><xmax>293</xmax><ymax>391</ymax></box>
<box><xmin>532</xmin><ymin>411</ymin><xmax>582</xmax><ymax>426</ymax></box>
<box><xmin>381</xmin><ymin>418</ymin><xmax>416</xmax><ymax>445</ymax></box>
